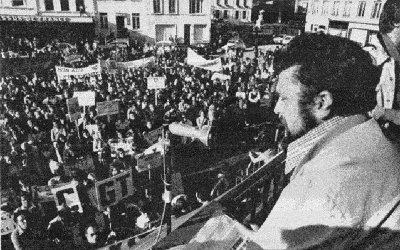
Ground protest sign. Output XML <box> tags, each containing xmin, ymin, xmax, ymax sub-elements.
<box><xmin>116</xmin><ymin>56</ymin><xmax>155</xmax><ymax>70</ymax></box>
<box><xmin>95</xmin><ymin>169</ymin><xmax>135</xmax><ymax>210</ymax></box>
<box><xmin>137</xmin><ymin>152</ymin><xmax>163</xmax><ymax>173</ymax></box>
<box><xmin>143</xmin><ymin>126</ymin><xmax>163</xmax><ymax>145</ymax></box>
<box><xmin>0</xmin><ymin>54</ymin><xmax>57</xmax><ymax>76</ymax></box>
<box><xmin>97</xmin><ymin>100</ymin><xmax>120</xmax><ymax>116</ymax></box>
<box><xmin>1</xmin><ymin>211</ymin><xmax>17</xmax><ymax>235</ymax></box>
<box><xmin>51</xmin><ymin>182</ymin><xmax>83</xmax><ymax>213</ymax></box>
<box><xmin>73</xmin><ymin>91</ymin><xmax>96</xmax><ymax>106</ymax></box>
<box><xmin>147</xmin><ymin>77</ymin><xmax>166</xmax><ymax>89</ymax></box>
<box><xmin>67</xmin><ymin>97</ymin><xmax>81</xmax><ymax>122</ymax></box>
<box><xmin>187</xmin><ymin>48</ymin><xmax>222</xmax><ymax>72</ymax></box>
<box><xmin>55</xmin><ymin>62</ymin><xmax>102</xmax><ymax>83</ymax></box>
<box><xmin>108</xmin><ymin>138</ymin><xmax>135</xmax><ymax>155</ymax></box>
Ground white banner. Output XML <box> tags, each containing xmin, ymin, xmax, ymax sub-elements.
<box><xmin>147</xmin><ymin>77</ymin><xmax>166</xmax><ymax>89</ymax></box>
<box><xmin>187</xmin><ymin>48</ymin><xmax>222</xmax><ymax>72</ymax></box>
<box><xmin>116</xmin><ymin>56</ymin><xmax>155</xmax><ymax>70</ymax></box>
<box><xmin>73</xmin><ymin>91</ymin><xmax>96</xmax><ymax>106</ymax></box>
<box><xmin>56</xmin><ymin>62</ymin><xmax>102</xmax><ymax>83</ymax></box>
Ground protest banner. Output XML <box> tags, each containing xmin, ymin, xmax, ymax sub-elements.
<box><xmin>108</xmin><ymin>137</ymin><xmax>135</xmax><ymax>155</ymax></box>
<box><xmin>116</xmin><ymin>56</ymin><xmax>155</xmax><ymax>70</ymax></box>
<box><xmin>51</xmin><ymin>182</ymin><xmax>83</xmax><ymax>213</ymax></box>
<box><xmin>1</xmin><ymin>211</ymin><xmax>17</xmax><ymax>235</ymax></box>
<box><xmin>137</xmin><ymin>152</ymin><xmax>163</xmax><ymax>173</ymax></box>
<box><xmin>187</xmin><ymin>48</ymin><xmax>222</xmax><ymax>72</ymax></box>
<box><xmin>73</xmin><ymin>91</ymin><xmax>96</xmax><ymax>106</ymax></box>
<box><xmin>143</xmin><ymin>126</ymin><xmax>163</xmax><ymax>145</ymax></box>
<box><xmin>97</xmin><ymin>100</ymin><xmax>120</xmax><ymax>116</ymax></box>
<box><xmin>95</xmin><ymin>169</ymin><xmax>135</xmax><ymax>210</ymax></box>
<box><xmin>147</xmin><ymin>77</ymin><xmax>166</xmax><ymax>90</ymax></box>
<box><xmin>67</xmin><ymin>97</ymin><xmax>81</xmax><ymax>122</ymax></box>
<box><xmin>55</xmin><ymin>62</ymin><xmax>102</xmax><ymax>83</ymax></box>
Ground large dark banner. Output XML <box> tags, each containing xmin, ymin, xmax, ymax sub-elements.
<box><xmin>0</xmin><ymin>54</ymin><xmax>59</xmax><ymax>76</ymax></box>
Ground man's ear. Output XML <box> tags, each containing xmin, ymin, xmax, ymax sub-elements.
<box><xmin>313</xmin><ymin>90</ymin><xmax>333</xmax><ymax>121</ymax></box>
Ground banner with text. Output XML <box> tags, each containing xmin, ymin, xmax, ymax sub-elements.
<box><xmin>56</xmin><ymin>62</ymin><xmax>102</xmax><ymax>83</ymax></box>
<box><xmin>0</xmin><ymin>54</ymin><xmax>58</xmax><ymax>76</ymax></box>
<box><xmin>95</xmin><ymin>169</ymin><xmax>135</xmax><ymax>210</ymax></box>
<box><xmin>137</xmin><ymin>152</ymin><xmax>163</xmax><ymax>173</ymax></box>
<box><xmin>100</xmin><ymin>57</ymin><xmax>155</xmax><ymax>72</ymax></box>
<box><xmin>51</xmin><ymin>182</ymin><xmax>83</xmax><ymax>213</ymax></box>
<box><xmin>108</xmin><ymin>138</ymin><xmax>135</xmax><ymax>155</ymax></box>
<box><xmin>143</xmin><ymin>126</ymin><xmax>163</xmax><ymax>145</ymax></box>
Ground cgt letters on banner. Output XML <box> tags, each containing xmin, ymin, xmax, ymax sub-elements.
<box><xmin>95</xmin><ymin>169</ymin><xmax>135</xmax><ymax>211</ymax></box>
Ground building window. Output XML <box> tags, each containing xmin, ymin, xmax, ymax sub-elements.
<box><xmin>223</xmin><ymin>10</ymin><xmax>229</xmax><ymax>19</ymax></box>
<box><xmin>242</xmin><ymin>11</ymin><xmax>247</xmax><ymax>19</ymax></box>
<box><xmin>169</xmin><ymin>0</ymin><xmax>177</xmax><ymax>13</ymax></box>
<box><xmin>224</xmin><ymin>0</ymin><xmax>228</xmax><ymax>5</ymax></box>
<box><xmin>100</xmin><ymin>13</ymin><xmax>108</xmax><ymax>29</ymax></box>
<box><xmin>234</xmin><ymin>11</ymin><xmax>239</xmax><ymax>19</ymax></box>
<box><xmin>322</xmin><ymin>1</ymin><xmax>329</xmax><ymax>15</ymax></box>
<box><xmin>357</xmin><ymin>1</ymin><xmax>366</xmax><ymax>17</ymax></box>
<box><xmin>45</xmin><ymin>0</ymin><xmax>54</xmax><ymax>10</ymax></box>
<box><xmin>236</xmin><ymin>0</ymin><xmax>240</xmax><ymax>6</ymax></box>
<box><xmin>371</xmin><ymin>1</ymin><xmax>382</xmax><ymax>19</ymax></box>
<box><xmin>343</xmin><ymin>1</ymin><xmax>352</xmax><ymax>17</ymax></box>
<box><xmin>243</xmin><ymin>0</ymin><xmax>247</xmax><ymax>7</ymax></box>
<box><xmin>312</xmin><ymin>0</ymin><xmax>320</xmax><ymax>14</ymax></box>
<box><xmin>60</xmin><ymin>0</ymin><xmax>69</xmax><ymax>11</ymax></box>
<box><xmin>214</xmin><ymin>10</ymin><xmax>220</xmax><ymax>19</ymax></box>
<box><xmin>299</xmin><ymin>2</ymin><xmax>308</xmax><ymax>13</ymax></box>
<box><xmin>189</xmin><ymin>0</ymin><xmax>202</xmax><ymax>14</ymax></box>
<box><xmin>12</xmin><ymin>0</ymin><xmax>24</xmax><ymax>6</ymax></box>
<box><xmin>154</xmin><ymin>0</ymin><xmax>162</xmax><ymax>14</ymax></box>
<box><xmin>332</xmin><ymin>1</ymin><xmax>340</xmax><ymax>16</ymax></box>
<box><xmin>132</xmin><ymin>13</ymin><xmax>140</xmax><ymax>29</ymax></box>
<box><xmin>76</xmin><ymin>0</ymin><xmax>85</xmax><ymax>12</ymax></box>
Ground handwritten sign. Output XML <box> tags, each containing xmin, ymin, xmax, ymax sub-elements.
<box><xmin>1</xmin><ymin>211</ymin><xmax>16</xmax><ymax>235</ymax></box>
<box><xmin>95</xmin><ymin>169</ymin><xmax>135</xmax><ymax>210</ymax></box>
<box><xmin>137</xmin><ymin>152</ymin><xmax>163</xmax><ymax>173</ymax></box>
<box><xmin>55</xmin><ymin>62</ymin><xmax>102</xmax><ymax>83</ymax></box>
<box><xmin>97</xmin><ymin>100</ymin><xmax>120</xmax><ymax>116</ymax></box>
<box><xmin>73</xmin><ymin>91</ymin><xmax>96</xmax><ymax>106</ymax></box>
<box><xmin>51</xmin><ymin>182</ymin><xmax>83</xmax><ymax>213</ymax></box>
<box><xmin>147</xmin><ymin>77</ymin><xmax>166</xmax><ymax>89</ymax></box>
<box><xmin>108</xmin><ymin>138</ymin><xmax>135</xmax><ymax>155</ymax></box>
<box><xmin>67</xmin><ymin>97</ymin><xmax>81</xmax><ymax>122</ymax></box>
<box><xmin>143</xmin><ymin>127</ymin><xmax>163</xmax><ymax>145</ymax></box>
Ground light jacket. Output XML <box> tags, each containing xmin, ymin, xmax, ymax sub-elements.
<box><xmin>252</xmin><ymin>116</ymin><xmax>400</xmax><ymax>249</ymax></box>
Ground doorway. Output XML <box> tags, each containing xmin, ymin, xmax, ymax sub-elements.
<box><xmin>184</xmin><ymin>24</ymin><xmax>191</xmax><ymax>45</ymax></box>
<box><xmin>116</xmin><ymin>16</ymin><xmax>125</xmax><ymax>38</ymax></box>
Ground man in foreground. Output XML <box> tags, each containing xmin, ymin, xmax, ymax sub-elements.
<box><xmin>246</xmin><ymin>33</ymin><xmax>400</xmax><ymax>249</ymax></box>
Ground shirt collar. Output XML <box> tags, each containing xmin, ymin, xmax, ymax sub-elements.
<box><xmin>285</xmin><ymin>116</ymin><xmax>347</xmax><ymax>175</ymax></box>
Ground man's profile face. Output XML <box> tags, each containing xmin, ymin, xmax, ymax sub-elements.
<box><xmin>274</xmin><ymin>66</ymin><xmax>317</xmax><ymax>138</ymax></box>
<box><xmin>17</xmin><ymin>215</ymin><xmax>27</xmax><ymax>230</ymax></box>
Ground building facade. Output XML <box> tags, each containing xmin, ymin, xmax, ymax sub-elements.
<box><xmin>212</xmin><ymin>0</ymin><xmax>252</xmax><ymax>23</ymax></box>
<box><xmin>297</xmin><ymin>0</ymin><xmax>386</xmax><ymax>46</ymax></box>
<box><xmin>0</xmin><ymin>0</ymin><xmax>95</xmax><ymax>41</ymax></box>
<box><xmin>96</xmin><ymin>0</ymin><xmax>212</xmax><ymax>44</ymax></box>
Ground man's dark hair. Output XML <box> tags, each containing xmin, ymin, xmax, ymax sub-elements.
<box><xmin>379</xmin><ymin>0</ymin><xmax>400</xmax><ymax>34</ymax></box>
<box><xmin>274</xmin><ymin>33</ymin><xmax>379</xmax><ymax>116</ymax></box>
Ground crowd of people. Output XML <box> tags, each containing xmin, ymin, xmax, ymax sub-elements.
<box><xmin>0</xmin><ymin>30</ymin><xmax>279</xmax><ymax>250</ymax></box>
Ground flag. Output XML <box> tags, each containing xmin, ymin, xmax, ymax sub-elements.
<box><xmin>266</xmin><ymin>1</ymin><xmax>274</xmax><ymax>4</ymax></box>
